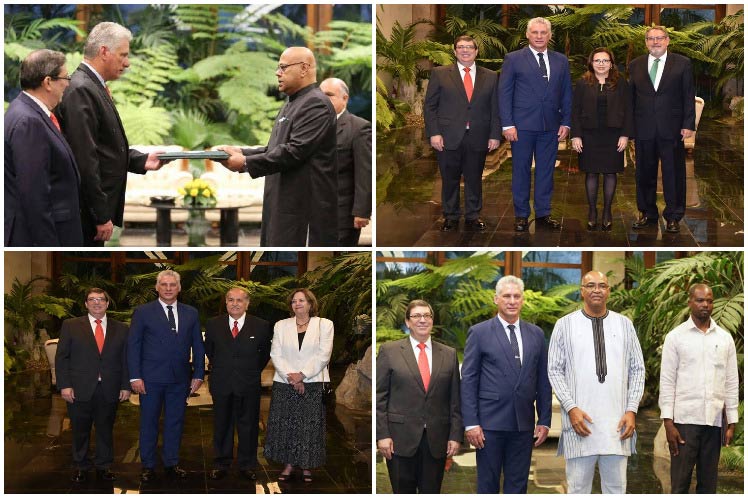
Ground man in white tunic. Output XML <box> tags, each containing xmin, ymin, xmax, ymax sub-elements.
<box><xmin>659</xmin><ymin>283</ymin><xmax>739</xmax><ymax>493</ymax></box>
<box><xmin>548</xmin><ymin>270</ymin><xmax>645</xmax><ymax>493</ymax></box>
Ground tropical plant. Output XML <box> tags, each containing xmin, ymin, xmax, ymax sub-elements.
<box><xmin>690</xmin><ymin>9</ymin><xmax>744</xmax><ymax>95</ymax></box>
<box><xmin>430</xmin><ymin>15</ymin><xmax>510</xmax><ymax>66</ymax></box>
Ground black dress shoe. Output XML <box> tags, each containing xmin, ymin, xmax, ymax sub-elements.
<box><xmin>665</xmin><ymin>219</ymin><xmax>680</xmax><ymax>233</ymax></box>
<box><xmin>601</xmin><ymin>221</ymin><xmax>613</xmax><ymax>232</ymax></box>
<box><xmin>514</xmin><ymin>217</ymin><xmax>529</xmax><ymax>232</ymax></box>
<box><xmin>209</xmin><ymin>468</ymin><xmax>227</xmax><ymax>480</ymax></box>
<box><xmin>96</xmin><ymin>468</ymin><xmax>116</xmax><ymax>480</ymax></box>
<box><xmin>632</xmin><ymin>213</ymin><xmax>658</xmax><ymax>229</ymax></box>
<box><xmin>464</xmin><ymin>218</ymin><xmax>487</xmax><ymax>231</ymax></box>
<box><xmin>587</xmin><ymin>221</ymin><xmax>598</xmax><ymax>231</ymax></box>
<box><xmin>71</xmin><ymin>470</ymin><xmax>87</xmax><ymax>483</ymax></box>
<box><xmin>239</xmin><ymin>469</ymin><xmax>257</xmax><ymax>480</ymax></box>
<box><xmin>165</xmin><ymin>465</ymin><xmax>188</xmax><ymax>478</ymax></box>
<box><xmin>440</xmin><ymin>219</ymin><xmax>458</xmax><ymax>232</ymax></box>
<box><xmin>536</xmin><ymin>215</ymin><xmax>561</xmax><ymax>229</ymax></box>
<box><xmin>140</xmin><ymin>468</ymin><xmax>156</xmax><ymax>482</ymax></box>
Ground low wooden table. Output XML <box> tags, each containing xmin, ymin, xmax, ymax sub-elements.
<box><xmin>145</xmin><ymin>203</ymin><xmax>252</xmax><ymax>246</ymax></box>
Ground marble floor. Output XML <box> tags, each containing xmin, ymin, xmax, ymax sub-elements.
<box><xmin>4</xmin><ymin>369</ymin><xmax>371</xmax><ymax>494</ymax></box>
<box><xmin>376</xmin><ymin>118</ymin><xmax>743</xmax><ymax>247</ymax></box>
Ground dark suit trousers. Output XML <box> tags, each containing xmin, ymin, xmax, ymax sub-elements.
<box><xmin>477</xmin><ymin>430</ymin><xmax>533</xmax><ymax>493</ymax></box>
<box><xmin>436</xmin><ymin>132</ymin><xmax>487</xmax><ymax>220</ymax></box>
<box><xmin>670</xmin><ymin>423</ymin><xmax>721</xmax><ymax>493</ymax></box>
<box><xmin>66</xmin><ymin>382</ymin><xmax>118</xmax><ymax>469</ymax></box>
<box><xmin>386</xmin><ymin>429</ymin><xmax>446</xmax><ymax>493</ymax></box>
<box><xmin>338</xmin><ymin>227</ymin><xmax>361</xmax><ymax>246</ymax></box>
<box><xmin>212</xmin><ymin>391</ymin><xmax>261</xmax><ymax>470</ymax></box>
<box><xmin>510</xmin><ymin>130</ymin><xmax>558</xmax><ymax>218</ymax></box>
<box><xmin>139</xmin><ymin>381</ymin><xmax>189</xmax><ymax>468</ymax></box>
<box><xmin>634</xmin><ymin>137</ymin><xmax>686</xmax><ymax>221</ymax></box>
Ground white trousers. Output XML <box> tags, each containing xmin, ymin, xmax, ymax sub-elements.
<box><xmin>565</xmin><ymin>454</ymin><xmax>628</xmax><ymax>494</ymax></box>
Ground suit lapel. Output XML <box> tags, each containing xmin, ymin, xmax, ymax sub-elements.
<box><xmin>77</xmin><ymin>64</ymin><xmax>128</xmax><ymax>141</ymax></box>
<box><xmin>522</xmin><ymin>48</ymin><xmax>547</xmax><ymax>96</ymax></box>
<box><xmin>298</xmin><ymin>317</ymin><xmax>320</xmax><ymax>356</ymax></box>
<box><xmin>428</xmin><ymin>342</ymin><xmax>445</xmax><ymax>395</ymax></box>
<box><xmin>448</xmin><ymin>64</ymin><xmax>469</xmax><ymax>103</ymax></box>
<box><xmin>492</xmin><ymin>318</ymin><xmax>521</xmax><ymax>376</ymax></box>
<box><xmin>78</xmin><ymin>316</ymin><xmax>101</xmax><ymax>356</ymax></box>
<box><xmin>398</xmin><ymin>339</ymin><xmax>426</xmax><ymax>392</ymax></box>
<box><xmin>657</xmin><ymin>53</ymin><xmax>676</xmax><ymax>93</ymax></box>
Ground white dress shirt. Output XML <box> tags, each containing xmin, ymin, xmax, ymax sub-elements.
<box><xmin>228</xmin><ymin>313</ymin><xmax>246</xmax><ymax>332</ymax></box>
<box><xmin>409</xmin><ymin>335</ymin><xmax>432</xmax><ymax>374</ymax></box>
<box><xmin>497</xmin><ymin>315</ymin><xmax>523</xmax><ymax>364</ymax></box>
<box><xmin>529</xmin><ymin>46</ymin><xmax>550</xmax><ymax>81</ymax></box>
<box><xmin>648</xmin><ymin>52</ymin><xmax>668</xmax><ymax>91</ymax></box>
<box><xmin>88</xmin><ymin>313</ymin><xmax>107</xmax><ymax>338</ymax></box>
<box><xmin>159</xmin><ymin>299</ymin><xmax>179</xmax><ymax>331</ymax></box>
<box><xmin>659</xmin><ymin>316</ymin><xmax>739</xmax><ymax>427</ymax></box>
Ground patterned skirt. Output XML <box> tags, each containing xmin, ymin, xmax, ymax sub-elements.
<box><xmin>263</xmin><ymin>381</ymin><xmax>327</xmax><ymax>468</ymax></box>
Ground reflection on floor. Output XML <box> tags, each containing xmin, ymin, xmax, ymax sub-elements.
<box><xmin>4</xmin><ymin>370</ymin><xmax>371</xmax><ymax>494</ymax></box>
<box><xmin>377</xmin><ymin>118</ymin><xmax>743</xmax><ymax>247</ymax></box>
<box><xmin>375</xmin><ymin>408</ymin><xmax>744</xmax><ymax>494</ymax></box>
<box><xmin>116</xmin><ymin>224</ymin><xmax>261</xmax><ymax>247</ymax></box>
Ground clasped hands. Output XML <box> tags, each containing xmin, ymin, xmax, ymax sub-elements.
<box><xmin>287</xmin><ymin>371</ymin><xmax>306</xmax><ymax>395</ymax></box>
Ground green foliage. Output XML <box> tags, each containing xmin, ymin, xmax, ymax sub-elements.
<box><xmin>116</xmin><ymin>102</ymin><xmax>172</xmax><ymax>145</ymax></box>
<box><xmin>111</xmin><ymin>45</ymin><xmax>180</xmax><ymax>105</ymax></box>
<box><xmin>692</xmin><ymin>10</ymin><xmax>744</xmax><ymax>94</ymax></box>
<box><xmin>4</xmin><ymin>277</ymin><xmax>75</xmax><ymax>337</ymax></box>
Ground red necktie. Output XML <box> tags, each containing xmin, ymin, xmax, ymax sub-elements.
<box><xmin>94</xmin><ymin>319</ymin><xmax>104</xmax><ymax>354</ymax></box>
<box><xmin>232</xmin><ymin>320</ymin><xmax>239</xmax><ymax>338</ymax></box>
<box><xmin>463</xmin><ymin>67</ymin><xmax>473</xmax><ymax>102</ymax></box>
<box><xmin>105</xmin><ymin>85</ymin><xmax>112</xmax><ymax>99</ymax></box>
<box><xmin>417</xmin><ymin>343</ymin><xmax>430</xmax><ymax>391</ymax></box>
<box><xmin>49</xmin><ymin>113</ymin><xmax>61</xmax><ymax>131</ymax></box>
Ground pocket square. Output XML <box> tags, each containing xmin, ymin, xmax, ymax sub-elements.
<box><xmin>249</xmin><ymin>336</ymin><xmax>255</xmax><ymax>339</ymax></box>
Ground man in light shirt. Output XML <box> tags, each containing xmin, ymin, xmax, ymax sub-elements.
<box><xmin>659</xmin><ymin>283</ymin><xmax>739</xmax><ymax>493</ymax></box>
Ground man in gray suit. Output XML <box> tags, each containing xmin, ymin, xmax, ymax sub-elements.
<box><xmin>376</xmin><ymin>299</ymin><xmax>463</xmax><ymax>493</ymax></box>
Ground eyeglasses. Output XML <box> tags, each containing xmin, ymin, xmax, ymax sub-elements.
<box><xmin>408</xmin><ymin>313</ymin><xmax>433</xmax><ymax>320</ymax></box>
<box><xmin>645</xmin><ymin>36</ymin><xmax>668</xmax><ymax>42</ymax></box>
<box><xmin>455</xmin><ymin>45</ymin><xmax>476</xmax><ymax>50</ymax></box>
<box><xmin>50</xmin><ymin>75</ymin><xmax>72</xmax><ymax>81</ymax></box>
<box><xmin>276</xmin><ymin>61</ymin><xmax>306</xmax><ymax>73</ymax></box>
<box><xmin>593</xmin><ymin>59</ymin><xmax>611</xmax><ymax>64</ymax></box>
<box><xmin>582</xmin><ymin>283</ymin><xmax>609</xmax><ymax>291</ymax></box>
<box><xmin>87</xmin><ymin>297</ymin><xmax>107</xmax><ymax>303</ymax></box>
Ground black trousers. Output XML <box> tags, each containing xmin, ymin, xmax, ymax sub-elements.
<box><xmin>386</xmin><ymin>429</ymin><xmax>446</xmax><ymax>493</ymax></box>
<box><xmin>670</xmin><ymin>423</ymin><xmax>721</xmax><ymax>493</ymax></box>
<box><xmin>436</xmin><ymin>132</ymin><xmax>487</xmax><ymax>221</ymax></box>
<box><xmin>66</xmin><ymin>382</ymin><xmax>118</xmax><ymax>469</ymax></box>
<box><xmin>81</xmin><ymin>211</ymin><xmax>106</xmax><ymax>247</ymax></box>
<box><xmin>634</xmin><ymin>136</ymin><xmax>686</xmax><ymax>221</ymax></box>
<box><xmin>338</xmin><ymin>227</ymin><xmax>361</xmax><ymax>246</ymax></box>
<box><xmin>212</xmin><ymin>391</ymin><xmax>261</xmax><ymax>470</ymax></box>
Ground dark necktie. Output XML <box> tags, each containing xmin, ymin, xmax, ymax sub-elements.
<box><xmin>508</xmin><ymin>324</ymin><xmax>521</xmax><ymax>368</ymax></box>
<box><xmin>590</xmin><ymin>316</ymin><xmax>607</xmax><ymax>383</ymax></box>
<box><xmin>167</xmin><ymin>305</ymin><xmax>177</xmax><ymax>335</ymax></box>
<box><xmin>538</xmin><ymin>52</ymin><xmax>548</xmax><ymax>83</ymax></box>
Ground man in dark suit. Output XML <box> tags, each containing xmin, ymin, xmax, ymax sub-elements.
<box><xmin>127</xmin><ymin>270</ymin><xmax>205</xmax><ymax>482</ymax></box>
<box><xmin>219</xmin><ymin>46</ymin><xmax>338</xmax><ymax>246</ymax></box>
<box><xmin>4</xmin><ymin>49</ymin><xmax>83</xmax><ymax>246</ymax></box>
<box><xmin>461</xmin><ymin>276</ymin><xmax>552</xmax><ymax>493</ymax></box>
<box><xmin>56</xmin><ymin>21</ymin><xmax>164</xmax><ymax>246</ymax></box>
<box><xmin>423</xmin><ymin>35</ymin><xmax>500</xmax><ymax>232</ymax></box>
<box><xmin>55</xmin><ymin>288</ymin><xmax>130</xmax><ymax>483</ymax></box>
<box><xmin>376</xmin><ymin>300</ymin><xmax>463</xmax><ymax>493</ymax></box>
<box><xmin>204</xmin><ymin>287</ymin><xmax>272</xmax><ymax>480</ymax></box>
<box><xmin>319</xmin><ymin>77</ymin><xmax>372</xmax><ymax>246</ymax></box>
<box><xmin>629</xmin><ymin>26</ymin><xmax>696</xmax><ymax>233</ymax></box>
<box><xmin>499</xmin><ymin>17</ymin><xmax>572</xmax><ymax>232</ymax></box>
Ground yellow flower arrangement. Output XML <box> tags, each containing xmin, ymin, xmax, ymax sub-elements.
<box><xmin>178</xmin><ymin>178</ymin><xmax>217</xmax><ymax>207</ymax></box>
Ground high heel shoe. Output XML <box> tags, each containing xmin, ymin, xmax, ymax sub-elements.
<box><xmin>587</xmin><ymin>221</ymin><xmax>598</xmax><ymax>231</ymax></box>
<box><xmin>601</xmin><ymin>212</ymin><xmax>612</xmax><ymax>231</ymax></box>
<box><xmin>587</xmin><ymin>208</ymin><xmax>598</xmax><ymax>231</ymax></box>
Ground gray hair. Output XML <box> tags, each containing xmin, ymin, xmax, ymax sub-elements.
<box><xmin>84</xmin><ymin>22</ymin><xmax>132</xmax><ymax>59</ymax></box>
<box><xmin>19</xmin><ymin>49</ymin><xmax>66</xmax><ymax>90</ymax></box>
<box><xmin>321</xmin><ymin>77</ymin><xmax>349</xmax><ymax>97</ymax></box>
<box><xmin>156</xmin><ymin>269</ymin><xmax>181</xmax><ymax>285</ymax></box>
<box><xmin>495</xmin><ymin>275</ymin><xmax>525</xmax><ymax>295</ymax></box>
<box><xmin>645</xmin><ymin>25</ymin><xmax>670</xmax><ymax>38</ymax></box>
<box><xmin>526</xmin><ymin>17</ymin><xmax>552</xmax><ymax>35</ymax></box>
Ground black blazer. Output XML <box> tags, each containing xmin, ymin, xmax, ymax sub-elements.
<box><xmin>4</xmin><ymin>93</ymin><xmax>83</xmax><ymax>246</ymax></box>
<box><xmin>55</xmin><ymin>315</ymin><xmax>130</xmax><ymax>403</ymax></box>
<box><xmin>335</xmin><ymin>110</ymin><xmax>372</xmax><ymax>229</ymax></box>
<box><xmin>424</xmin><ymin>63</ymin><xmax>500</xmax><ymax>151</ymax></box>
<box><xmin>204</xmin><ymin>314</ymin><xmax>272</xmax><ymax>396</ymax></box>
<box><xmin>571</xmin><ymin>77</ymin><xmax>635</xmax><ymax>138</ymax></box>
<box><xmin>628</xmin><ymin>52</ymin><xmax>696</xmax><ymax>141</ymax></box>
<box><xmin>56</xmin><ymin>64</ymin><xmax>147</xmax><ymax>228</ymax></box>
<box><xmin>243</xmin><ymin>84</ymin><xmax>338</xmax><ymax>246</ymax></box>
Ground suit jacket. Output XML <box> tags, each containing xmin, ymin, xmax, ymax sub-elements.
<box><xmin>499</xmin><ymin>48</ymin><xmax>572</xmax><ymax>131</ymax></box>
<box><xmin>461</xmin><ymin>318</ymin><xmax>552</xmax><ymax>432</ymax></box>
<box><xmin>243</xmin><ymin>84</ymin><xmax>338</xmax><ymax>246</ymax></box>
<box><xmin>335</xmin><ymin>110</ymin><xmax>372</xmax><ymax>230</ymax></box>
<box><xmin>56</xmin><ymin>63</ymin><xmax>147</xmax><ymax>228</ymax></box>
<box><xmin>270</xmin><ymin>317</ymin><xmax>333</xmax><ymax>384</ymax></box>
<box><xmin>423</xmin><ymin>63</ymin><xmax>500</xmax><ymax>151</ymax></box>
<box><xmin>204</xmin><ymin>313</ymin><xmax>272</xmax><ymax>396</ymax></box>
<box><xmin>4</xmin><ymin>93</ymin><xmax>83</xmax><ymax>246</ymax></box>
<box><xmin>571</xmin><ymin>77</ymin><xmax>635</xmax><ymax>138</ymax></box>
<box><xmin>55</xmin><ymin>315</ymin><xmax>130</xmax><ymax>402</ymax></box>
<box><xmin>628</xmin><ymin>52</ymin><xmax>695</xmax><ymax>140</ymax></box>
<box><xmin>376</xmin><ymin>337</ymin><xmax>463</xmax><ymax>459</ymax></box>
<box><xmin>127</xmin><ymin>300</ymin><xmax>205</xmax><ymax>384</ymax></box>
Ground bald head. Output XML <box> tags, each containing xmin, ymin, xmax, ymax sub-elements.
<box><xmin>320</xmin><ymin>77</ymin><xmax>350</xmax><ymax>114</ymax></box>
<box><xmin>580</xmin><ymin>270</ymin><xmax>610</xmax><ymax>316</ymax></box>
<box><xmin>276</xmin><ymin>46</ymin><xmax>317</xmax><ymax>95</ymax></box>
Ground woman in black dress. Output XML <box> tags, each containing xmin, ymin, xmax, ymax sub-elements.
<box><xmin>571</xmin><ymin>47</ymin><xmax>634</xmax><ymax>230</ymax></box>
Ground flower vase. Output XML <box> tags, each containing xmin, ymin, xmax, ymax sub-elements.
<box><xmin>186</xmin><ymin>207</ymin><xmax>209</xmax><ymax>246</ymax></box>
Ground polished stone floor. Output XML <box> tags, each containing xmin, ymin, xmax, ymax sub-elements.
<box><xmin>375</xmin><ymin>407</ymin><xmax>744</xmax><ymax>494</ymax></box>
<box><xmin>376</xmin><ymin>118</ymin><xmax>743</xmax><ymax>247</ymax></box>
<box><xmin>5</xmin><ymin>370</ymin><xmax>371</xmax><ymax>494</ymax></box>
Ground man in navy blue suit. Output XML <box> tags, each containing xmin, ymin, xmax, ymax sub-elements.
<box><xmin>499</xmin><ymin>17</ymin><xmax>572</xmax><ymax>232</ymax></box>
<box><xmin>461</xmin><ymin>275</ymin><xmax>552</xmax><ymax>493</ymax></box>
<box><xmin>4</xmin><ymin>49</ymin><xmax>83</xmax><ymax>246</ymax></box>
<box><xmin>128</xmin><ymin>270</ymin><xmax>205</xmax><ymax>482</ymax></box>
